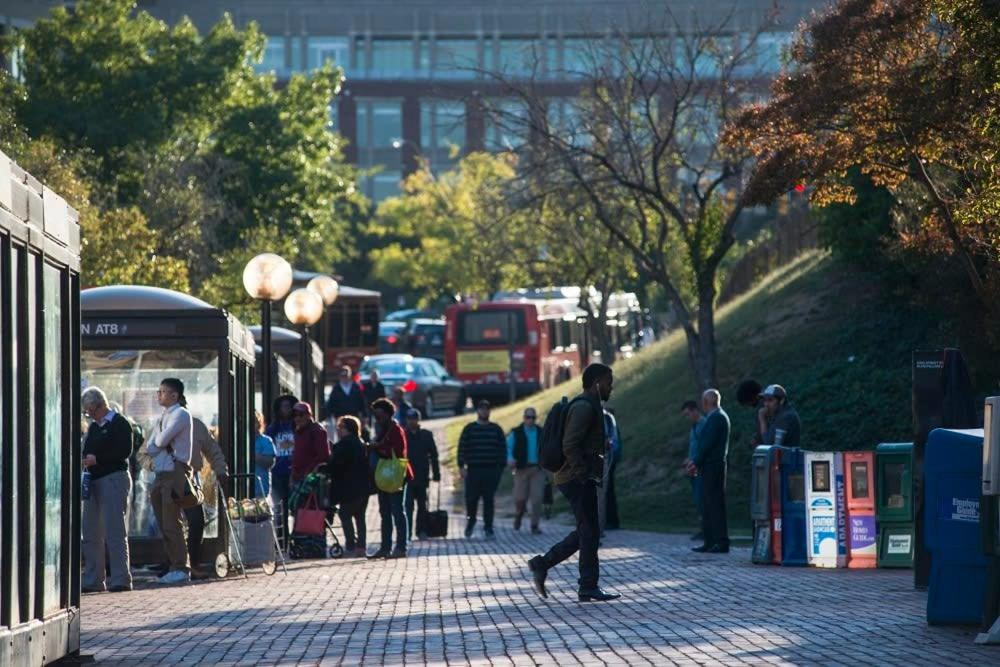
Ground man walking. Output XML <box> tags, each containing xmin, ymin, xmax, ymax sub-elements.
<box><xmin>691</xmin><ymin>389</ymin><xmax>731</xmax><ymax>554</ymax></box>
<box><xmin>507</xmin><ymin>407</ymin><xmax>545</xmax><ymax>534</ymax></box>
<box><xmin>457</xmin><ymin>400</ymin><xmax>506</xmax><ymax>539</ymax></box>
<box><xmin>362</xmin><ymin>369</ymin><xmax>387</xmax><ymax>403</ymax></box>
<box><xmin>528</xmin><ymin>363</ymin><xmax>619</xmax><ymax>602</ymax></box>
<box><xmin>146</xmin><ymin>378</ymin><xmax>194</xmax><ymax>584</ymax></box>
<box><xmin>404</xmin><ymin>409</ymin><xmax>440</xmax><ymax>540</ymax></box>
<box><xmin>681</xmin><ymin>400</ymin><xmax>705</xmax><ymax>541</ymax></box>
<box><xmin>81</xmin><ymin>386</ymin><xmax>135</xmax><ymax>593</ymax></box>
<box><xmin>759</xmin><ymin>384</ymin><xmax>801</xmax><ymax>447</ymax></box>
<box><xmin>325</xmin><ymin>366</ymin><xmax>368</xmax><ymax>422</ymax></box>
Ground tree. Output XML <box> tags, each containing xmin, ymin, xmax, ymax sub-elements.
<box><xmin>729</xmin><ymin>0</ymin><xmax>1000</xmax><ymax>309</ymax></box>
<box><xmin>368</xmin><ymin>152</ymin><xmax>535</xmax><ymax>302</ymax></box>
<box><xmin>486</xmin><ymin>7</ymin><xmax>781</xmax><ymax>389</ymax></box>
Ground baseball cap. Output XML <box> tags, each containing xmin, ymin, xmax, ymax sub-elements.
<box><xmin>759</xmin><ymin>384</ymin><xmax>787</xmax><ymax>400</ymax></box>
<box><xmin>291</xmin><ymin>401</ymin><xmax>313</xmax><ymax>417</ymax></box>
<box><xmin>405</xmin><ymin>408</ymin><xmax>422</xmax><ymax>420</ymax></box>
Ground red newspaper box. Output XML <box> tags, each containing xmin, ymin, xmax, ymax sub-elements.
<box><xmin>844</xmin><ymin>451</ymin><xmax>877</xmax><ymax>568</ymax></box>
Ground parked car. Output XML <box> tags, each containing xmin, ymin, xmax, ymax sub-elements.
<box><xmin>378</xmin><ymin>321</ymin><xmax>407</xmax><ymax>353</ymax></box>
<box><xmin>403</xmin><ymin>318</ymin><xmax>445</xmax><ymax>363</ymax></box>
<box><xmin>359</xmin><ymin>354</ymin><xmax>466</xmax><ymax>417</ymax></box>
<box><xmin>384</xmin><ymin>308</ymin><xmax>436</xmax><ymax>323</ymax></box>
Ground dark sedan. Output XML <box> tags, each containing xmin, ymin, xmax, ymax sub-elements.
<box><xmin>359</xmin><ymin>354</ymin><xmax>466</xmax><ymax>417</ymax></box>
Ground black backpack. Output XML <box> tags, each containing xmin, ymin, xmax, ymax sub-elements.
<box><xmin>539</xmin><ymin>396</ymin><xmax>589</xmax><ymax>473</ymax></box>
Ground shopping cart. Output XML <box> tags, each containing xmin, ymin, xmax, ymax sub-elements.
<box><xmin>287</xmin><ymin>467</ymin><xmax>344</xmax><ymax>560</ymax></box>
<box><xmin>216</xmin><ymin>473</ymin><xmax>287</xmax><ymax>578</ymax></box>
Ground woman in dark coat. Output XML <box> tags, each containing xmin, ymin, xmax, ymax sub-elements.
<box><xmin>326</xmin><ymin>416</ymin><xmax>370</xmax><ymax>556</ymax></box>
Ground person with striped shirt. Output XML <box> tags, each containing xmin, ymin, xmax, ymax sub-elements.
<box><xmin>457</xmin><ymin>400</ymin><xmax>507</xmax><ymax>539</ymax></box>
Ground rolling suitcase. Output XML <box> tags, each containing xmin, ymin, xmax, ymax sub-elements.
<box><xmin>425</xmin><ymin>482</ymin><xmax>448</xmax><ymax>538</ymax></box>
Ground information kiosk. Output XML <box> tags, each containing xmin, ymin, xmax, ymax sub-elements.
<box><xmin>843</xmin><ymin>451</ymin><xmax>877</xmax><ymax>568</ymax></box>
<box><xmin>81</xmin><ymin>285</ymin><xmax>256</xmax><ymax>571</ymax></box>
<box><xmin>876</xmin><ymin>442</ymin><xmax>915</xmax><ymax>568</ymax></box>
<box><xmin>779</xmin><ymin>448</ymin><xmax>808</xmax><ymax>566</ymax></box>
<box><xmin>805</xmin><ymin>451</ymin><xmax>847</xmax><ymax>568</ymax></box>
<box><xmin>0</xmin><ymin>151</ymin><xmax>83</xmax><ymax>665</ymax></box>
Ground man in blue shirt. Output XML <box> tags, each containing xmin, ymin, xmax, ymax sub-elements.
<box><xmin>507</xmin><ymin>407</ymin><xmax>545</xmax><ymax>533</ymax></box>
<box><xmin>680</xmin><ymin>400</ymin><xmax>705</xmax><ymax>542</ymax></box>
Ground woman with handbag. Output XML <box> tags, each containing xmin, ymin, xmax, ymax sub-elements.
<box><xmin>368</xmin><ymin>398</ymin><xmax>413</xmax><ymax>559</ymax></box>
<box><xmin>326</xmin><ymin>416</ymin><xmax>370</xmax><ymax>557</ymax></box>
<box><xmin>290</xmin><ymin>402</ymin><xmax>331</xmax><ymax>485</ymax></box>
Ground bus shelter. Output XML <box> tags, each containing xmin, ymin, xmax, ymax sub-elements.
<box><xmin>254</xmin><ymin>344</ymin><xmax>301</xmax><ymax>413</ymax></box>
<box><xmin>0</xmin><ymin>153</ymin><xmax>82</xmax><ymax>664</ymax></box>
<box><xmin>249</xmin><ymin>325</ymin><xmax>323</xmax><ymax>410</ymax></box>
<box><xmin>80</xmin><ymin>286</ymin><xmax>256</xmax><ymax>570</ymax></box>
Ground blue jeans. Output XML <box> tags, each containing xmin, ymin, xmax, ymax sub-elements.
<box><xmin>378</xmin><ymin>484</ymin><xmax>408</xmax><ymax>551</ymax></box>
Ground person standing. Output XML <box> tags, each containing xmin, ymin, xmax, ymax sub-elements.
<box><xmin>457</xmin><ymin>400</ymin><xmax>507</xmax><ymax>539</ymax></box>
<box><xmin>759</xmin><ymin>384</ymin><xmax>802</xmax><ymax>447</ymax></box>
<box><xmin>390</xmin><ymin>386</ymin><xmax>415</xmax><ymax>425</ymax></box>
<box><xmin>680</xmin><ymin>400</ymin><xmax>705</xmax><ymax>542</ymax></box>
<box><xmin>368</xmin><ymin>399</ymin><xmax>412</xmax><ymax>558</ymax></box>
<box><xmin>266</xmin><ymin>394</ymin><xmax>298</xmax><ymax>549</ymax></box>
<box><xmin>145</xmin><ymin>378</ymin><xmax>194</xmax><ymax>585</ymax></box>
<box><xmin>325</xmin><ymin>366</ymin><xmax>368</xmax><ymax>422</ymax></box>
<box><xmin>253</xmin><ymin>411</ymin><xmax>276</xmax><ymax>498</ymax></box>
<box><xmin>602</xmin><ymin>408</ymin><xmax>622</xmax><ymax>531</ymax></box>
<box><xmin>187</xmin><ymin>417</ymin><xmax>229</xmax><ymax>578</ymax></box>
<box><xmin>507</xmin><ymin>407</ymin><xmax>545</xmax><ymax>534</ymax></box>
<box><xmin>81</xmin><ymin>387</ymin><xmax>135</xmax><ymax>593</ymax></box>
<box><xmin>290</xmin><ymin>402</ymin><xmax>331</xmax><ymax>484</ymax></box>
<box><xmin>362</xmin><ymin>370</ymin><xmax>387</xmax><ymax>403</ymax></box>
<box><xmin>691</xmin><ymin>389</ymin><xmax>731</xmax><ymax>554</ymax></box>
<box><xmin>326</xmin><ymin>416</ymin><xmax>370</xmax><ymax>557</ymax></box>
<box><xmin>528</xmin><ymin>364</ymin><xmax>619</xmax><ymax>602</ymax></box>
<box><xmin>404</xmin><ymin>409</ymin><xmax>440</xmax><ymax>540</ymax></box>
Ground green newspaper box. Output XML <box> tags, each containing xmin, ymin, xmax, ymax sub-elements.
<box><xmin>876</xmin><ymin>442</ymin><xmax>915</xmax><ymax>567</ymax></box>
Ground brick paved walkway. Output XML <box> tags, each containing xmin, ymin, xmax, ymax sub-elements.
<box><xmin>80</xmin><ymin>498</ymin><xmax>995</xmax><ymax>666</ymax></box>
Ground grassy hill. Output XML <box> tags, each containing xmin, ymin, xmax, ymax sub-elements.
<box><xmin>444</xmin><ymin>251</ymin><xmax>953</xmax><ymax>533</ymax></box>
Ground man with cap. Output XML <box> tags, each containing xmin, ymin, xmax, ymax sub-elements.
<box><xmin>759</xmin><ymin>384</ymin><xmax>801</xmax><ymax>447</ymax></box>
<box><xmin>290</xmin><ymin>402</ymin><xmax>331</xmax><ymax>483</ymax></box>
<box><xmin>507</xmin><ymin>407</ymin><xmax>545</xmax><ymax>533</ymax></box>
<box><xmin>457</xmin><ymin>400</ymin><xmax>507</xmax><ymax>539</ymax></box>
<box><xmin>403</xmin><ymin>408</ymin><xmax>440</xmax><ymax>539</ymax></box>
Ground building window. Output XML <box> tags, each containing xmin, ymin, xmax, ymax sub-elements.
<box><xmin>290</xmin><ymin>36</ymin><xmax>303</xmax><ymax>73</ymax></box>
<box><xmin>420</xmin><ymin>101</ymin><xmax>465</xmax><ymax>170</ymax></box>
<box><xmin>435</xmin><ymin>39</ymin><xmax>480</xmax><ymax>79</ymax></box>
<box><xmin>561</xmin><ymin>38</ymin><xmax>594</xmax><ymax>78</ymax></box>
<box><xmin>371</xmin><ymin>38</ymin><xmax>415</xmax><ymax>78</ymax></box>
<box><xmin>495</xmin><ymin>39</ymin><xmax>543</xmax><ymax>77</ymax></box>
<box><xmin>356</xmin><ymin>99</ymin><xmax>403</xmax><ymax>201</ymax></box>
<box><xmin>307</xmin><ymin>37</ymin><xmax>350</xmax><ymax>73</ymax></box>
<box><xmin>485</xmin><ymin>100</ymin><xmax>528</xmax><ymax>151</ymax></box>
<box><xmin>256</xmin><ymin>36</ymin><xmax>287</xmax><ymax>75</ymax></box>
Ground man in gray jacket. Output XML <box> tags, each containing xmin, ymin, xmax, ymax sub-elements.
<box><xmin>186</xmin><ymin>418</ymin><xmax>229</xmax><ymax>578</ymax></box>
<box><xmin>146</xmin><ymin>378</ymin><xmax>194</xmax><ymax>584</ymax></box>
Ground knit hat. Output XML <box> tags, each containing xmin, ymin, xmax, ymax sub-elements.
<box><xmin>291</xmin><ymin>401</ymin><xmax>313</xmax><ymax>418</ymax></box>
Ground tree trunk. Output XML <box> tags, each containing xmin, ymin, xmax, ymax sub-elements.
<box><xmin>693</xmin><ymin>278</ymin><xmax>719</xmax><ymax>390</ymax></box>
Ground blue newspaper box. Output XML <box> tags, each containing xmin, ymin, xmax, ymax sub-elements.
<box><xmin>925</xmin><ymin>428</ymin><xmax>989</xmax><ymax>625</ymax></box>
<box><xmin>780</xmin><ymin>447</ymin><xmax>808</xmax><ymax>566</ymax></box>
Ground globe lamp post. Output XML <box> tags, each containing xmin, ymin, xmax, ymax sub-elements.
<box><xmin>242</xmin><ymin>253</ymin><xmax>293</xmax><ymax>423</ymax></box>
<box><xmin>306</xmin><ymin>275</ymin><xmax>339</xmax><ymax>416</ymax></box>
<box><xmin>284</xmin><ymin>287</ymin><xmax>324</xmax><ymax>408</ymax></box>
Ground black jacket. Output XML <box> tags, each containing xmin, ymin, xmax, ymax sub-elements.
<box><xmin>405</xmin><ymin>427</ymin><xmax>440</xmax><ymax>486</ymax></box>
<box><xmin>83</xmin><ymin>413</ymin><xmax>134</xmax><ymax>480</ymax></box>
<box><xmin>326</xmin><ymin>382</ymin><xmax>368</xmax><ymax>419</ymax></box>
<box><xmin>362</xmin><ymin>380</ymin><xmax>387</xmax><ymax>403</ymax></box>
<box><xmin>325</xmin><ymin>434</ymin><xmax>369</xmax><ymax>505</ymax></box>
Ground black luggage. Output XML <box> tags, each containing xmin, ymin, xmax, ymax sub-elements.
<box><xmin>425</xmin><ymin>482</ymin><xmax>448</xmax><ymax>538</ymax></box>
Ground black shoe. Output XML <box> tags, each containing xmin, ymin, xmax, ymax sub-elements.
<box><xmin>578</xmin><ymin>587</ymin><xmax>621</xmax><ymax>602</ymax></box>
<box><xmin>464</xmin><ymin>519</ymin><xmax>476</xmax><ymax>538</ymax></box>
<box><xmin>108</xmin><ymin>585</ymin><xmax>132</xmax><ymax>593</ymax></box>
<box><xmin>706</xmin><ymin>544</ymin><xmax>730</xmax><ymax>554</ymax></box>
<box><xmin>367</xmin><ymin>547</ymin><xmax>391</xmax><ymax>559</ymax></box>
<box><xmin>691</xmin><ymin>545</ymin><xmax>710</xmax><ymax>553</ymax></box>
<box><xmin>690</xmin><ymin>531</ymin><xmax>704</xmax><ymax>542</ymax></box>
<box><xmin>531</xmin><ymin>526</ymin><xmax>542</xmax><ymax>535</ymax></box>
<box><xmin>389</xmin><ymin>548</ymin><xmax>407</xmax><ymax>559</ymax></box>
<box><xmin>484</xmin><ymin>527</ymin><xmax>495</xmax><ymax>539</ymax></box>
<box><xmin>527</xmin><ymin>556</ymin><xmax>548</xmax><ymax>599</ymax></box>
<box><xmin>513</xmin><ymin>514</ymin><xmax>523</xmax><ymax>531</ymax></box>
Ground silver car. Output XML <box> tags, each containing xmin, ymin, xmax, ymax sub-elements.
<box><xmin>359</xmin><ymin>354</ymin><xmax>466</xmax><ymax>417</ymax></box>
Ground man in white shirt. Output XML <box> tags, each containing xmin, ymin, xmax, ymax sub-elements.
<box><xmin>146</xmin><ymin>378</ymin><xmax>194</xmax><ymax>584</ymax></box>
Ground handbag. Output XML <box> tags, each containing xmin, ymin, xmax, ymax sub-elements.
<box><xmin>294</xmin><ymin>492</ymin><xmax>327</xmax><ymax>536</ymax></box>
<box><xmin>171</xmin><ymin>463</ymin><xmax>204</xmax><ymax>509</ymax></box>
<box><xmin>374</xmin><ymin>451</ymin><xmax>408</xmax><ymax>494</ymax></box>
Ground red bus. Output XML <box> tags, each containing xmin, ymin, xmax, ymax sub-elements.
<box><xmin>444</xmin><ymin>288</ymin><xmax>640</xmax><ymax>403</ymax></box>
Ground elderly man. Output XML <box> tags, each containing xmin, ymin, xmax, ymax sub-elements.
<box><xmin>507</xmin><ymin>407</ymin><xmax>545</xmax><ymax>533</ymax></box>
<box><xmin>691</xmin><ymin>389</ymin><xmax>731</xmax><ymax>554</ymax></box>
<box><xmin>146</xmin><ymin>378</ymin><xmax>194</xmax><ymax>584</ymax></box>
<box><xmin>81</xmin><ymin>387</ymin><xmax>136</xmax><ymax>593</ymax></box>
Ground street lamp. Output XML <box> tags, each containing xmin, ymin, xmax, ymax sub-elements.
<box><xmin>243</xmin><ymin>253</ymin><xmax>293</xmax><ymax>423</ymax></box>
<box><xmin>306</xmin><ymin>275</ymin><xmax>339</xmax><ymax>414</ymax></box>
<box><xmin>284</xmin><ymin>287</ymin><xmax>324</xmax><ymax>408</ymax></box>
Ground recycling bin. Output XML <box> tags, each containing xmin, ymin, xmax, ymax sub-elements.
<box><xmin>844</xmin><ymin>451</ymin><xmax>877</xmax><ymax>568</ymax></box>
<box><xmin>805</xmin><ymin>451</ymin><xmax>847</xmax><ymax>568</ymax></box>
<box><xmin>876</xmin><ymin>442</ymin><xmax>915</xmax><ymax>568</ymax></box>
<box><xmin>751</xmin><ymin>446</ymin><xmax>786</xmax><ymax>564</ymax></box>
<box><xmin>925</xmin><ymin>428</ymin><xmax>988</xmax><ymax>625</ymax></box>
<box><xmin>779</xmin><ymin>447</ymin><xmax>807</xmax><ymax>566</ymax></box>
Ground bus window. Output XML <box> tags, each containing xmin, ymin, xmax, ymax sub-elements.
<box><xmin>345</xmin><ymin>303</ymin><xmax>361</xmax><ymax>346</ymax></box>
<box><xmin>458</xmin><ymin>310</ymin><xmax>526</xmax><ymax>345</ymax></box>
<box><xmin>328</xmin><ymin>305</ymin><xmax>345</xmax><ymax>347</ymax></box>
<box><xmin>361</xmin><ymin>303</ymin><xmax>379</xmax><ymax>347</ymax></box>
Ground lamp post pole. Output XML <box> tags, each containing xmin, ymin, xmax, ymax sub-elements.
<box><xmin>306</xmin><ymin>275</ymin><xmax>340</xmax><ymax>419</ymax></box>
<box><xmin>284</xmin><ymin>286</ymin><xmax>325</xmax><ymax>413</ymax></box>
<box><xmin>243</xmin><ymin>253</ymin><xmax>293</xmax><ymax>425</ymax></box>
<box><xmin>300</xmin><ymin>324</ymin><xmax>311</xmax><ymax>407</ymax></box>
<box><xmin>261</xmin><ymin>299</ymin><xmax>274</xmax><ymax>424</ymax></box>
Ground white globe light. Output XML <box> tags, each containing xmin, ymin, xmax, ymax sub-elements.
<box><xmin>242</xmin><ymin>253</ymin><xmax>293</xmax><ymax>301</ymax></box>
<box><xmin>307</xmin><ymin>275</ymin><xmax>340</xmax><ymax>306</ymax></box>
<box><xmin>284</xmin><ymin>287</ymin><xmax>324</xmax><ymax>326</ymax></box>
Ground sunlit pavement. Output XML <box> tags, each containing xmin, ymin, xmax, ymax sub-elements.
<box><xmin>79</xmin><ymin>507</ymin><xmax>996</xmax><ymax>666</ymax></box>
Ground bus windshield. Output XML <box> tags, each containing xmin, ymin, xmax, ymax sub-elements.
<box><xmin>458</xmin><ymin>309</ymin><xmax>526</xmax><ymax>345</ymax></box>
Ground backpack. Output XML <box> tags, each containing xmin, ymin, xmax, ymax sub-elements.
<box><xmin>539</xmin><ymin>396</ymin><xmax>590</xmax><ymax>473</ymax></box>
